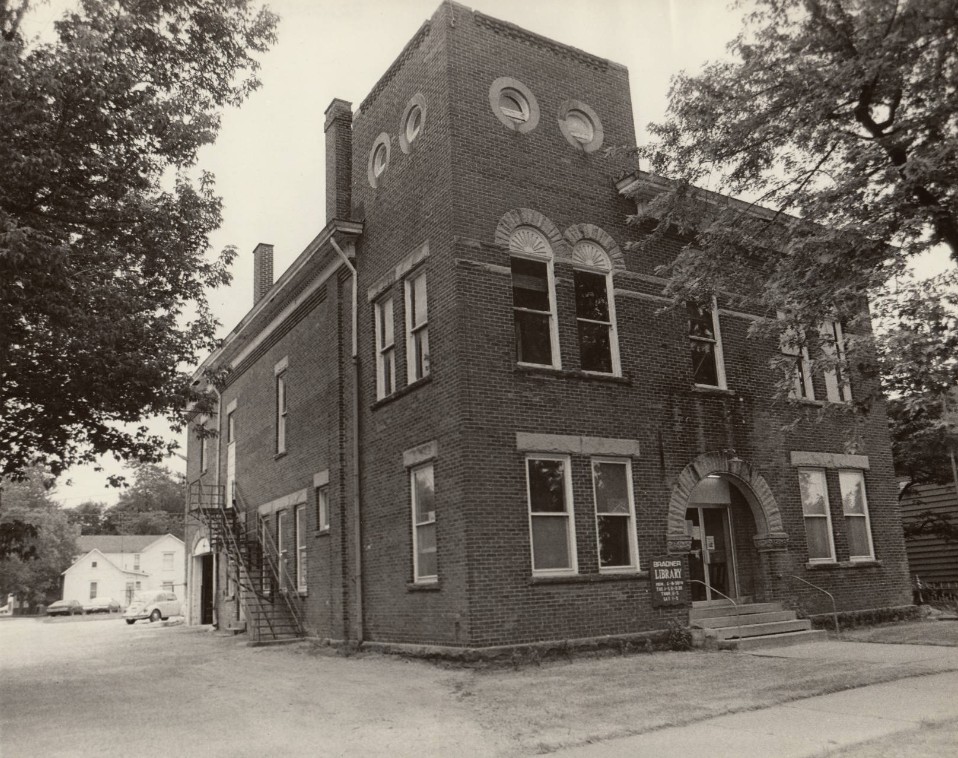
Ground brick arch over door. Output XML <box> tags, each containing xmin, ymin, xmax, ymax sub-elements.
<box><xmin>665</xmin><ymin>451</ymin><xmax>789</xmax><ymax>555</ymax></box>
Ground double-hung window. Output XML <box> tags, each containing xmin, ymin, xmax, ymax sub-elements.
<box><xmin>779</xmin><ymin>314</ymin><xmax>814</xmax><ymax>400</ymax></box>
<box><xmin>411</xmin><ymin>464</ymin><xmax>437</xmax><ymax>583</ymax></box>
<box><xmin>275</xmin><ymin>370</ymin><xmax>288</xmax><ymax>454</ymax></box>
<box><xmin>90</xmin><ymin>581</ymin><xmax>97</xmax><ymax>599</ymax></box>
<box><xmin>162</xmin><ymin>552</ymin><xmax>174</xmax><ymax>571</ymax></box>
<box><xmin>375</xmin><ymin>297</ymin><xmax>396</xmax><ymax>398</ymax></box>
<box><xmin>572</xmin><ymin>243</ymin><xmax>619</xmax><ymax>374</ymax></box>
<box><xmin>688</xmin><ymin>300</ymin><xmax>726</xmax><ymax>388</ymax></box>
<box><xmin>199</xmin><ymin>424</ymin><xmax>209</xmax><ymax>474</ymax></box>
<box><xmin>133</xmin><ymin>554</ymin><xmax>140</xmax><ymax>571</ymax></box>
<box><xmin>838</xmin><ymin>470</ymin><xmax>875</xmax><ymax>560</ymax></box>
<box><xmin>316</xmin><ymin>486</ymin><xmax>330</xmax><ymax>532</ymax></box>
<box><xmin>405</xmin><ymin>271</ymin><xmax>429</xmax><ymax>383</ymax></box>
<box><xmin>510</xmin><ymin>227</ymin><xmax>559</xmax><ymax>368</ymax></box>
<box><xmin>525</xmin><ymin>456</ymin><xmax>576</xmax><ymax>575</ymax></box>
<box><xmin>821</xmin><ymin>320</ymin><xmax>852</xmax><ymax>403</ymax></box>
<box><xmin>295</xmin><ymin>504</ymin><xmax>307</xmax><ymax>592</ymax></box>
<box><xmin>798</xmin><ymin>468</ymin><xmax>836</xmax><ymax>563</ymax></box>
<box><xmin>592</xmin><ymin>459</ymin><xmax>638</xmax><ymax>571</ymax></box>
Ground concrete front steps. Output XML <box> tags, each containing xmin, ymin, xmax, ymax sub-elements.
<box><xmin>690</xmin><ymin>600</ymin><xmax>826</xmax><ymax>650</ymax></box>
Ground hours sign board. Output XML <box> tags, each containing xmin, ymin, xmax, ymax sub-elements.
<box><xmin>651</xmin><ymin>557</ymin><xmax>688</xmax><ymax>607</ymax></box>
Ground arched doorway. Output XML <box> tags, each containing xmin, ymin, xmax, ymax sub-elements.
<box><xmin>190</xmin><ymin>535</ymin><xmax>214</xmax><ymax>625</ymax></box>
<box><xmin>666</xmin><ymin>452</ymin><xmax>790</xmax><ymax>602</ymax></box>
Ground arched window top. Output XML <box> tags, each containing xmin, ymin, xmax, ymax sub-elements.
<box><xmin>571</xmin><ymin>240</ymin><xmax>611</xmax><ymax>271</ymax></box>
<box><xmin>509</xmin><ymin>226</ymin><xmax>552</xmax><ymax>258</ymax></box>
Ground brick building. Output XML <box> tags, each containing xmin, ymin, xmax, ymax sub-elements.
<box><xmin>184</xmin><ymin>2</ymin><xmax>912</xmax><ymax>650</ymax></box>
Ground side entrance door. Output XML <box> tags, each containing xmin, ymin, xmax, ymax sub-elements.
<box><xmin>686</xmin><ymin>506</ymin><xmax>738</xmax><ymax>602</ymax></box>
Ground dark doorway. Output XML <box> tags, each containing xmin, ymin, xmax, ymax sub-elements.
<box><xmin>200</xmin><ymin>554</ymin><xmax>214</xmax><ymax>625</ymax></box>
<box><xmin>686</xmin><ymin>506</ymin><xmax>737</xmax><ymax>602</ymax></box>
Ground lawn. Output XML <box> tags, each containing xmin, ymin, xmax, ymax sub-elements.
<box><xmin>839</xmin><ymin>619</ymin><xmax>958</xmax><ymax>647</ymax></box>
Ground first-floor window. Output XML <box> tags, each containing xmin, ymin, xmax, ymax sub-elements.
<box><xmin>295</xmin><ymin>504</ymin><xmax>307</xmax><ymax>592</ymax></box>
<box><xmin>839</xmin><ymin>470</ymin><xmax>874</xmax><ymax>560</ymax></box>
<box><xmin>316</xmin><ymin>486</ymin><xmax>330</xmax><ymax>532</ymax></box>
<box><xmin>411</xmin><ymin>464</ymin><xmax>437</xmax><ymax>582</ymax></box>
<box><xmin>277</xmin><ymin>510</ymin><xmax>288</xmax><ymax>589</ymax></box>
<box><xmin>592</xmin><ymin>459</ymin><xmax>639</xmax><ymax>570</ymax></box>
<box><xmin>89</xmin><ymin>581</ymin><xmax>97</xmax><ymax>599</ymax></box>
<box><xmin>526</xmin><ymin>456</ymin><xmax>576</xmax><ymax>575</ymax></box>
<box><xmin>798</xmin><ymin>468</ymin><xmax>836</xmax><ymax>562</ymax></box>
<box><xmin>162</xmin><ymin>582</ymin><xmax>174</xmax><ymax>593</ymax></box>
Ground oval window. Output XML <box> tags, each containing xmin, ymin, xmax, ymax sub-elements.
<box><xmin>372</xmin><ymin>143</ymin><xmax>388</xmax><ymax>177</ymax></box>
<box><xmin>566</xmin><ymin>110</ymin><xmax>594</xmax><ymax>143</ymax></box>
<box><xmin>405</xmin><ymin>105</ymin><xmax>423</xmax><ymax>144</ymax></box>
<box><xmin>498</xmin><ymin>89</ymin><xmax>529</xmax><ymax>124</ymax></box>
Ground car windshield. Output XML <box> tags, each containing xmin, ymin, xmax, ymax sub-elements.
<box><xmin>131</xmin><ymin>593</ymin><xmax>158</xmax><ymax>603</ymax></box>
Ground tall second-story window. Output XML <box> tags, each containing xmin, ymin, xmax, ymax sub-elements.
<box><xmin>375</xmin><ymin>297</ymin><xmax>396</xmax><ymax>398</ymax></box>
<box><xmin>405</xmin><ymin>271</ymin><xmax>429</xmax><ymax>383</ymax></box>
<box><xmin>572</xmin><ymin>242</ymin><xmax>618</xmax><ymax>375</ymax></box>
<box><xmin>779</xmin><ymin>314</ymin><xmax>814</xmax><ymax>401</ymax></box>
<box><xmin>687</xmin><ymin>300</ymin><xmax>726</xmax><ymax>388</ymax></box>
<box><xmin>510</xmin><ymin>227</ymin><xmax>559</xmax><ymax>368</ymax></box>
<box><xmin>275</xmin><ymin>371</ymin><xmax>288</xmax><ymax>454</ymax></box>
<box><xmin>821</xmin><ymin>320</ymin><xmax>852</xmax><ymax>403</ymax></box>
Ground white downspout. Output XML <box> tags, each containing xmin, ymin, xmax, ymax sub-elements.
<box><xmin>329</xmin><ymin>236</ymin><xmax>363</xmax><ymax>644</ymax></box>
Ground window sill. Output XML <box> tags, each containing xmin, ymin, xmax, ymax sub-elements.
<box><xmin>805</xmin><ymin>560</ymin><xmax>882</xmax><ymax>570</ymax></box>
<box><xmin>791</xmin><ymin>397</ymin><xmax>825</xmax><ymax>407</ymax></box>
<box><xmin>274</xmin><ymin>451</ymin><xmax>288</xmax><ymax>461</ymax></box>
<box><xmin>313</xmin><ymin>529</ymin><xmax>330</xmax><ymax>538</ymax></box>
<box><xmin>406</xmin><ymin>580</ymin><xmax>441</xmax><ymax>592</ymax></box>
<box><xmin>531</xmin><ymin>571</ymin><xmax>649</xmax><ymax>586</ymax></box>
<box><xmin>371</xmin><ymin>375</ymin><xmax>433</xmax><ymax>411</ymax></box>
<box><xmin>690</xmin><ymin>385</ymin><xmax>735</xmax><ymax>396</ymax></box>
<box><xmin>516</xmin><ymin>365</ymin><xmax>632</xmax><ymax>385</ymax></box>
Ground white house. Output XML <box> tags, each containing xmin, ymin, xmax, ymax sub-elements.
<box><xmin>62</xmin><ymin>534</ymin><xmax>185</xmax><ymax>608</ymax></box>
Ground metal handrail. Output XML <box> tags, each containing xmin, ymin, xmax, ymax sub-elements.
<box><xmin>687</xmin><ymin>579</ymin><xmax>742</xmax><ymax>636</ymax></box>
<box><xmin>786</xmin><ymin>574</ymin><xmax>840</xmax><ymax>636</ymax></box>
<box><xmin>255</xmin><ymin>513</ymin><xmax>306</xmax><ymax>632</ymax></box>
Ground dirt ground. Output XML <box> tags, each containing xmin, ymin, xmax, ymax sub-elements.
<box><xmin>3</xmin><ymin>616</ymin><xmax>958</xmax><ymax>757</ymax></box>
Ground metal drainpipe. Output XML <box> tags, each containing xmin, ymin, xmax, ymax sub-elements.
<box><xmin>330</xmin><ymin>236</ymin><xmax>363</xmax><ymax>644</ymax></box>
<box><xmin>211</xmin><ymin>385</ymin><xmax>222</xmax><ymax>629</ymax></box>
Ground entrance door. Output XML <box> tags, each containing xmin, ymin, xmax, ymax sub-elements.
<box><xmin>199</xmin><ymin>554</ymin><xmax>214</xmax><ymax>624</ymax></box>
<box><xmin>686</xmin><ymin>506</ymin><xmax>737</xmax><ymax>602</ymax></box>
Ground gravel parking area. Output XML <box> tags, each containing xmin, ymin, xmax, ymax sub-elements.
<box><xmin>4</xmin><ymin>616</ymin><xmax>958</xmax><ymax>757</ymax></box>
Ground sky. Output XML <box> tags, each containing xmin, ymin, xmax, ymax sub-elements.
<box><xmin>43</xmin><ymin>0</ymin><xmax>952</xmax><ymax>507</ymax></box>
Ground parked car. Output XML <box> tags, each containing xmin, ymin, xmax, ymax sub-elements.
<box><xmin>123</xmin><ymin>590</ymin><xmax>182</xmax><ymax>624</ymax></box>
<box><xmin>47</xmin><ymin>599</ymin><xmax>83</xmax><ymax>617</ymax></box>
<box><xmin>82</xmin><ymin>597</ymin><xmax>120</xmax><ymax>614</ymax></box>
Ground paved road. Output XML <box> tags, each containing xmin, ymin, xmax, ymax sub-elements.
<box><xmin>0</xmin><ymin>616</ymin><xmax>502</xmax><ymax>758</ymax></box>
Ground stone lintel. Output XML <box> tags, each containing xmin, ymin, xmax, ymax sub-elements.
<box><xmin>403</xmin><ymin>440</ymin><xmax>438</xmax><ymax>468</ymax></box>
<box><xmin>789</xmin><ymin>451</ymin><xmax>870</xmax><ymax>470</ymax></box>
<box><xmin>515</xmin><ymin>433</ymin><xmax>640</xmax><ymax>458</ymax></box>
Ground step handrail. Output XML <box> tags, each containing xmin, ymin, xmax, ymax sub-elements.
<box><xmin>687</xmin><ymin>580</ymin><xmax>742</xmax><ymax>634</ymax></box>
<box><xmin>785</xmin><ymin>574</ymin><xmax>840</xmax><ymax>636</ymax></box>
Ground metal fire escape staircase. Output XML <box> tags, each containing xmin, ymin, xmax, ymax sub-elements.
<box><xmin>188</xmin><ymin>482</ymin><xmax>305</xmax><ymax>643</ymax></box>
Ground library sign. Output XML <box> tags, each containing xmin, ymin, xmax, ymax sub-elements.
<box><xmin>651</xmin><ymin>557</ymin><xmax>688</xmax><ymax>607</ymax></box>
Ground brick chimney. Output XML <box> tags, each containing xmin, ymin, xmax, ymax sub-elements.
<box><xmin>324</xmin><ymin>98</ymin><xmax>353</xmax><ymax>222</ymax></box>
<box><xmin>252</xmin><ymin>243</ymin><xmax>274</xmax><ymax>305</ymax></box>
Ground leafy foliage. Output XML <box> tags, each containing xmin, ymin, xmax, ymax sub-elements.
<box><xmin>0</xmin><ymin>0</ymin><xmax>277</xmax><ymax>480</ymax></box>
<box><xmin>632</xmin><ymin>0</ymin><xmax>957</xmax><ymax>423</ymax></box>
<box><xmin>0</xmin><ymin>467</ymin><xmax>79</xmax><ymax>604</ymax></box>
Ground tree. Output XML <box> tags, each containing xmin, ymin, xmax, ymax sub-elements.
<box><xmin>102</xmin><ymin>462</ymin><xmax>185</xmax><ymax>538</ymax></box>
<box><xmin>0</xmin><ymin>467</ymin><xmax>79</xmax><ymax>606</ymax></box>
<box><xmin>0</xmin><ymin>0</ymin><xmax>277</xmax><ymax>480</ymax></box>
<box><xmin>632</xmin><ymin>0</ymin><xmax>957</xmax><ymax>413</ymax></box>
<box><xmin>67</xmin><ymin>500</ymin><xmax>108</xmax><ymax>535</ymax></box>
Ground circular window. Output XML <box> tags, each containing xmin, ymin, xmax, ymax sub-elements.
<box><xmin>558</xmin><ymin>100</ymin><xmax>604</xmax><ymax>153</ymax></box>
<box><xmin>489</xmin><ymin>77</ymin><xmax>539</xmax><ymax>133</ymax></box>
<box><xmin>399</xmin><ymin>93</ymin><xmax>427</xmax><ymax>154</ymax></box>
<box><xmin>366</xmin><ymin>132</ymin><xmax>391</xmax><ymax>188</ymax></box>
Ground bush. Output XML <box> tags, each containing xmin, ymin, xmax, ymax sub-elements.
<box><xmin>667</xmin><ymin>620</ymin><xmax>693</xmax><ymax>651</ymax></box>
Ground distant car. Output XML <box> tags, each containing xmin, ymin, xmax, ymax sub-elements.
<box><xmin>82</xmin><ymin>597</ymin><xmax>120</xmax><ymax>614</ymax></box>
<box><xmin>47</xmin><ymin>599</ymin><xmax>83</xmax><ymax>617</ymax></box>
<box><xmin>123</xmin><ymin>590</ymin><xmax>182</xmax><ymax>624</ymax></box>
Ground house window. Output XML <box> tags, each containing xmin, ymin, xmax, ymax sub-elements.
<box><xmin>411</xmin><ymin>464</ymin><xmax>437</xmax><ymax>583</ymax></box>
<box><xmin>822</xmin><ymin>320</ymin><xmax>852</xmax><ymax>403</ymax></box>
<box><xmin>316</xmin><ymin>486</ymin><xmax>330</xmax><ymax>532</ymax></box>
<box><xmin>89</xmin><ymin>581</ymin><xmax>97</xmax><ymax>599</ymax></box>
<box><xmin>839</xmin><ymin>470</ymin><xmax>875</xmax><ymax>560</ymax></box>
<box><xmin>277</xmin><ymin>511</ymin><xmax>287</xmax><ymax>561</ymax></box>
<box><xmin>510</xmin><ymin>228</ymin><xmax>559</xmax><ymax>368</ymax></box>
<box><xmin>133</xmin><ymin>554</ymin><xmax>140</xmax><ymax>571</ymax></box>
<box><xmin>276</xmin><ymin>371</ymin><xmax>288</xmax><ymax>454</ymax></box>
<box><xmin>592</xmin><ymin>459</ymin><xmax>639</xmax><ymax>571</ymax></box>
<box><xmin>162</xmin><ymin>552</ymin><xmax>174</xmax><ymax>571</ymax></box>
<box><xmin>91</xmin><ymin>561</ymin><xmax>97</xmax><ymax>568</ymax></box>
<box><xmin>798</xmin><ymin>468</ymin><xmax>836</xmax><ymax>563</ymax></box>
<box><xmin>199</xmin><ymin>431</ymin><xmax>208</xmax><ymax>474</ymax></box>
<box><xmin>260</xmin><ymin>518</ymin><xmax>271</xmax><ymax>596</ymax></box>
<box><xmin>135</xmin><ymin>581</ymin><xmax>141</xmax><ymax>590</ymax></box>
<box><xmin>572</xmin><ymin>243</ymin><xmax>618</xmax><ymax>374</ymax></box>
<box><xmin>525</xmin><ymin>456</ymin><xmax>576</xmax><ymax>575</ymax></box>
<box><xmin>375</xmin><ymin>297</ymin><xmax>396</xmax><ymax>398</ymax></box>
<box><xmin>162</xmin><ymin>582</ymin><xmax>174</xmax><ymax>593</ymax></box>
<box><xmin>688</xmin><ymin>300</ymin><xmax>726</xmax><ymax>388</ymax></box>
<box><xmin>295</xmin><ymin>504</ymin><xmax>307</xmax><ymax>592</ymax></box>
<box><xmin>405</xmin><ymin>271</ymin><xmax>429</xmax><ymax>383</ymax></box>
<box><xmin>779</xmin><ymin>316</ymin><xmax>814</xmax><ymax>401</ymax></box>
